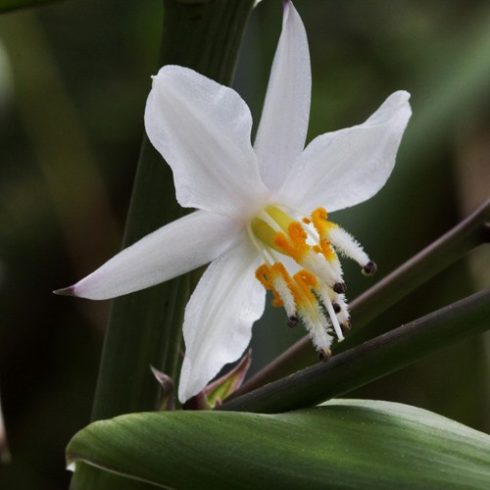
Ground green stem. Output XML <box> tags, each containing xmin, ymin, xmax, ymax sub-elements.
<box><xmin>92</xmin><ymin>0</ymin><xmax>255</xmax><ymax>421</ymax></box>
<box><xmin>221</xmin><ymin>289</ymin><xmax>490</xmax><ymax>413</ymax></box>
<box><xmin>70</xmin><ymin>0</ymin><xmax>254</xmax><ymax>488</ymax></box>
<box><xmin>237</xmin><ymin>199</ymin><xmax>490</xmax><ymax>395</ymax></box>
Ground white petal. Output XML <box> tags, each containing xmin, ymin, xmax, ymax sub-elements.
<box><xmin>145</xmin><ymin>65</ymin><xmax>267</xmax><ymax>216</ymax></box>
<box><xmin>279</xmin><ymin>91</ymin><xmax>412</xmax><ymax>213</ymax></box>
<box><xmin>254</xmin><ymin>0</ymin><xmax>311</xmax><ymax>190</ymax></box>
<box><xmin>178</xmin><ymin>236</ymin><xmax>265</xmax><ymax>403</ymax></box>
<box><xmin>58</xmin><ymin>211</ymin><xmax>240</xmax><ymax>300</ymax></box>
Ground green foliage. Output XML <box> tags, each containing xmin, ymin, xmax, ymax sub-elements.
<box><xmin>67</xmin><ymin>399</ymin><xmax>490</xmax><ymax>489</ymax></box>
<box><xmin>0</xmin><ymin>0</ymin><xmax>64</xmax><ymax>13</ymax></box>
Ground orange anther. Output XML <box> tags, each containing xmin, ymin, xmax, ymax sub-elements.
<box><xmin>320</xmin><ymin>238</ymin><xmax>336</xmax><ymax>262</ymax></box>
<box><xmin>273</xmin><ymin>233</ymin><xmax>298</xmax><ymax>261</ymax></box>
<box><xmin>256</xmin><ymin>263</ymin><xmax>289</xmax><ymax>309</ymax></box>
<box><xmin>255</xmin><ymin>264</ymin><xmax>272</xmax><ymax>288</ymax></box>
<box><xmin>293</xmin><ymin>270</ymin><xmax>318</xmax><ymax>304</ymax></box>
<box><xmin>288</xmin><ymin>222</ymin><xmax>308</xmax><ymax>244</ymax></box>
<box><xmin>311</xmin><ymin>208</ymin><xmax>329</xmax><ymax>237</ymax></box>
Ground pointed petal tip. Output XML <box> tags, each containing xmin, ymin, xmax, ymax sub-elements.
<box><xmin>177</xmin><ymin>385</ymin><xmax>192</xmax><ymax>405</ymax></box>
<box><xmin>53</xmin><ymin>285</ymin><xmax>75</xmax><ymax>297</ymax></box>
<box><xmin>390</xmin><ymin>90</ymin><xmax>411</xmax><ymax>105</ymax></box>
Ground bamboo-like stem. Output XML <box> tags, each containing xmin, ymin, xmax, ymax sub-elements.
<box><xmin>70</xmin><ymin>1</ymin><xmax>255</xmax><ymax>488</ymax></box>
<box><xmin>91</xmin><ymin>0</ymin><xmax>255</xmax><ymax>422</ymax></box>
<box><xmin>237</xmin><ymin>199</ymin><xmax>490</xmax><ymax>396</ymax></box>
<box><xmin>221</xmin><ymin>289</ymin><xmax>490</xmax><ymax>413</ymax></box>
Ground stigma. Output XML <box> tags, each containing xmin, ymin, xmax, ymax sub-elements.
<box><xmin>249</xmin><ymin>204</ymin><xmax>376</xmax><ymax>358</ymax></box>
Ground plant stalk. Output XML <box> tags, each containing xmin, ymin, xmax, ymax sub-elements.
<box><xmin>222</xmin><ymin>289</ymin><xmax>490</xmax><ymax>413</ymax></box>
<box><xmin>70</xmin><ymin>0</ymin><xmax>255</xmax><ymax>488</ymax></box>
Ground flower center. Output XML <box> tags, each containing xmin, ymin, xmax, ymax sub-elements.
<box><xmin>248</xmin><ymin>204</ymin><xmax>376</xmax><ymax>357</ymax></box>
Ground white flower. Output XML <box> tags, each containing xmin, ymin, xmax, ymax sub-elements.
<box><xmin>55</xmin><ymin>1</ymin><xmax>411</xmax><ymax>403</ymax></box>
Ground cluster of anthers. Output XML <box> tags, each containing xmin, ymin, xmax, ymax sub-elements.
<box><xmin>249</xmin><ymin>204</ymin><xmax>376</xmax><ymax>359</ymax></box>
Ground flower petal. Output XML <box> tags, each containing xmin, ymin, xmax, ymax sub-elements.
<box><xmin>145</xmin><ymin>65</ymin><xmax>268</xmax><ymax>216</ymax></box>
<box><xmin>57</xmin><ymin>211</ymin><xmax>240</xmax><ymax>300</ymax></box>
<box><xmin>278</xmin><ymin>91</ymin><xmax>412</xmax><ymax>213</ymax></box>
<box><xmin>178</xmin><ymin>236</ymin><xmax>265</xmax><ymax>403</ymax></box>
<box><xmin>254</xmin><ymin>0</ymin><xmax>311</xmax><ymax>191</ymax></box>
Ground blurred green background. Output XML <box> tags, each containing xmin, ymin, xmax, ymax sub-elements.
<box><xmin>0</xmin><ymin>0</ymin><xmax>489</xmax><ymax>488</ymax></box>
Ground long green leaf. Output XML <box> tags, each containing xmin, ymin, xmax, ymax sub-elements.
<box><xmin>67</xmin><ymin>399</ymin><xmax>490</xmax><ymax>490</ymax></box>
<box><xmin>70</xmin><ymin>462</ymin><xmax>157</xmax><ymax>490</ymax></box>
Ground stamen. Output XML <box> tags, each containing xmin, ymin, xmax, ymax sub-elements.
<box><xmin>255</xmin><ymin>262</ymin><xmax>300</xmax><ymax>326</ymax></box>
<box><xmin>333</xmin><ymin>282</ymin><xmax>346</xmax><ymax>294</ymax></box>
<box><xmin>302</xmin><ymin>250</ymin><xmax>342</xmax><ymax>288</ymax></box>
<box><xmin>362</xmin><ymin>260</ymin><xmax>378</xmax><ymax>276</ymax></box>
<box><xmin>293</xmin><ymin>271</ymin><xmax>333</xmax><ymax>353</ymax></box>
<box><xmin>270</xmin><ymin>263</ymin><xmax>296</xmax><ymax>318</ymax></box>
<box><xmin>317</xmin><ymin>285</ymin><xmax>344</xmax><ymax>341</ymax></box>
<box><xmin>327</xmin><ymin>226</ymin><xmax>374</xmax><ymax>273</ymax></box>
<box><xmin>273</xmin><ymin>222</ymin><xmax>310</xmax><ymax>263</ymax></box>
<box><xmin>250</xmin><ymin>203</ymin><xmax>372</xmax><ymax>357</ymax></box>
<box><xmin>334</xmin><ymin>293</ymin><xmax>351</xmax><ymax>330</ymax></box>
<box><xmin>255</xmin><ymin>264</ymin><xmax>282</xmax><ymax>307</ymax></box>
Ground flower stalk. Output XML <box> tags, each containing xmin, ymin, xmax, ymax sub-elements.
<box><xmin>221</xmin><ymin>288</ymin><xmax>490</xmax><ymax>413</ymax></box>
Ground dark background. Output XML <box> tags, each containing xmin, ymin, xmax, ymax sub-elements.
<box><xmin>0</xmin><ymin>0</ymin><xmax>489</xmax><ymax>488</ymax></box>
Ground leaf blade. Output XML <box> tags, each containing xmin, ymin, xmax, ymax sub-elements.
<box><xmin>67</xmin><ymin>400</ymin><xmax>490</xmax><ymax>490</ymax></box>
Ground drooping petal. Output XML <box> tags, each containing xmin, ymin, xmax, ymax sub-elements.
<box><xmin>278</xmin><ymin>91</ymin><xmax>412</xmax><ymax>213</ymax></box>
<box><xmin>145</xmin><ymin>65</ymin><xmax>268</xmax><ymax>217</ymax></box>
<box><xmin>254</xmin><ymin>0</ymin><xmax>311</xmax><ymax>190</ymax></box>
<box><xmin>178</xmin><ymin>236</ymin><xmax>265</xmax><ymax>403</ymax></box>
<box><xmin>56</xmin><ymin>211</ymin><xmax>240</xmax><ymax>300</ymax></box>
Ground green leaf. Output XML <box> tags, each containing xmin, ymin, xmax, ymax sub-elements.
<box><xmin>69</xmin><ymin>462</ymin><xmax>157</xmax><ymax>490</ymax></box>
<box><xmin>0</xmin><ymin>0</ymin><xmax>64</xmax><ymax>13</ymax></box>
<box><xmin>67</xmin><ymin>399</ymin><xmax>490</xmax><ymax>490</ymax></box>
